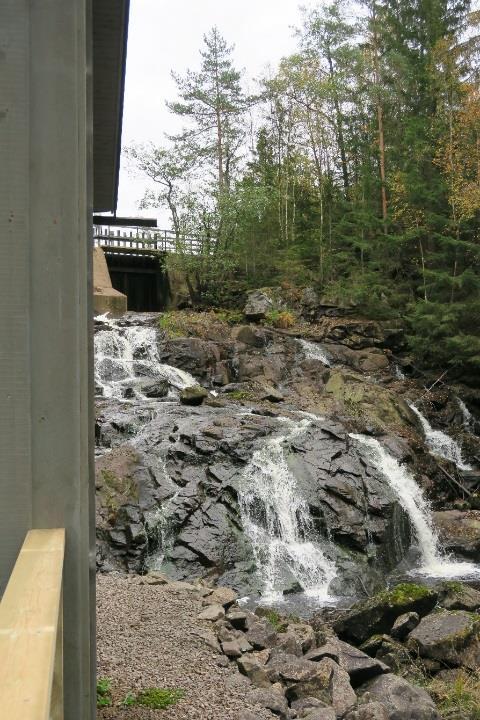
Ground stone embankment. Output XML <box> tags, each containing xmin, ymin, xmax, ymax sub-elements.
<box><xmin>97</xmin><ymin>573</ymin><xmax>480</xmax><ymax>719</ymax></box>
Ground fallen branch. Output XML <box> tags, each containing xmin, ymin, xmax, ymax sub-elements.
<box><xmin>423</xmin><ymin>370</ymin><xmax>449</xmax><ymax>395</ymax></box>
<box><xmin>438</xmin><ymin>464</ymin><xmax>473</xmax><ymax>497</ymax></box>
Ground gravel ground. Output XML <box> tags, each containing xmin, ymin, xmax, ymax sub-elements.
<box><xmin>97</xmin><ymin>573</ymin><xmax>273</xmax><ymax>720</ymax></box>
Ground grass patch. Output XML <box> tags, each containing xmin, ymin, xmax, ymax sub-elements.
<box><xmin>263</xmin><ymin>609</ymin><xmax>288</xmax><ymax>632</ymax></box>
<box><xmin>122</xmin><ymin>688</ymin><xmax>185</xmax><ymax>710</ymax></box>
<box><xmin>158</xmin><ymin>312</ymin><xmax>186</xmax><ymax>338</ymax></box>
<box><xmin>227</xmin><ymin>389</ymin><xmax>253</xmax><ymax>401</ymax></box>
<box><xmin>97</xmin><ymin>677</ymin><xmax>113</xmax><ymax>708</ymax></box>
<box><xmin>214</xmin><ymin>309</ymin><xmax>244</xmax><ymax>326</ymax></box>
<box><xmin>428</xmin><ymin>670</ymin><xmax>480</xmax><ymax>720</ymax></box>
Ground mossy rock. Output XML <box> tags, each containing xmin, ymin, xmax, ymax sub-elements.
<box><xmin>407</xmin><ymin>610</ymin><xmax>480</xmax><ymax>669</ymax></box>
<box><xmin>179</xmin><ymin>385</ymin><xmax>208</xmax><ymax>406</ymax></box>
<box><xmin>333</xmin><ymin>583</ymin><xmax>438</xmax><ymax>645</ymax></box>
<box><xmin>325</xmin><ymin>370</ymin><xmax>417</xmax><ymax>433</ymax></box>
<box><xmin>437</xmin><ymin>581</ymin><xmax>480</xmax><ymax>612</ymax></box>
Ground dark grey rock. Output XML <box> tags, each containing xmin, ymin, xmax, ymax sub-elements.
<box><xmin>407</xmin><ymin>610</ymin><xmax>480</xmax><ymax>669</ymax></box>
<box><xmin>390</xmin><ymin>611</ymin><xmax>419</xmax><ymax>640</ymax></box>
<box><xmin>357</xmin><ymin>674</ymin><xmax>439</xmax><ymax>719</ymax></box>
<box><xmin>244</xmin><ymin>290</ymin><xmax>274</xmax><ymax>321</ymax></box>
<box><xmin>248</xmin><ymin>687</ymin><xmax>289</xmax><ymax>719</ymax></box>
<box><xmin>344</xmin><ymin>702</ymin><xmax>389</xmax><ymax>720</ymax></box>
<box><xmin>291</xmin><ymin>697</ymin><xmax>330</xmax><ymax>717</ymax></box>
<box><xmin>332</xmin><ymin>584</ymin><xmax>438</xmax><ymax>645</ymax></box>
<box><xmin>246</xmin><ymin>621</ymin><xmax>278</xmax><ymax>650</ymax></box>
<box><xmin>306</xmin><ymin>638</ymin><xmax>389</xmax><ymax>687</ymax></box>
<box><xmin>141</xmin><ymin>379</ymin><xmax>169</xmax><ymax>398</ymax></box>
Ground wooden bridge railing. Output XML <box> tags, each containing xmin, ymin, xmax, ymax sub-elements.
<box><xmin>93</xmin><ymin>224</ymin><xmax>216</xmax><ymax>255</ymax></box>
<box><xmin>0</xmin><ymin>529</ymin><xmax>65</xmax><ymax>720</ymax></box>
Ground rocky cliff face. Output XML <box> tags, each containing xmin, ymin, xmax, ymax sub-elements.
<box><xmin>94</xmin><ymin>302</ymin><xmax>480</xmax><ymax>604</ymax></box>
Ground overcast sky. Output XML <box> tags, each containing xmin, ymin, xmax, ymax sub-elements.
<box><xmin>117</xmin><ymin>0</ymin><xmax>314</xmax><ymax>221</ymax></box>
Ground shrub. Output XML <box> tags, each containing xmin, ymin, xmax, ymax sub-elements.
<box><xmin>264</xmin><ymin>310</ymin><xmax>296</xmax><ymax>329</ymax></box>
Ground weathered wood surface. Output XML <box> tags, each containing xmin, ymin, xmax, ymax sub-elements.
<box><xmin>0</xmin><ymin>529</ymin><xmax>65</xmax><ymax>720</ymax></box>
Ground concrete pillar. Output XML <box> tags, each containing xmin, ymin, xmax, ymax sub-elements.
<box><xmin>0</xmin><ymin>1</ymin><xmax>95</xmax><ymax>718</ymax></box>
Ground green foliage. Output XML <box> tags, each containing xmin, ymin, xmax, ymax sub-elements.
<box><xmin>129</xmin><ymin>688</ymin><xmax>185</xmax><ymax>710</ymax></box>
<box><xmin>214</xmin><ymin>309</ymin><xmax>244</xmax><ymax>325</ymax></box>
<box><xmin>381</xmin><ymin>583</ymin><xmax>432</xmax><ymax>606</ymax></box>
<box><xmin>96</xmin><ymin>677</ymin><xmax>112</xmax><ymax>708</ymax></box>
<box><xmin>130</xmin><ymin>4</ymin><xmax>480</xmax><ymax>382</ymax></box>
<box><xmin>158</xmin><ymin>311</ymin><xmax>186</xmax><ymax>338</ymax></box>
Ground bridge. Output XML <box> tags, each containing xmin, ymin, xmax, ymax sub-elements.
<box><xmin>93</xmin><ymin>225</ymin><xmax>216</xmax><ymax>312</ymax></box>
<box><xmin>93</xmin><ymin>223</ymin><xmax>213</xmax><ymax>255</ymax></box>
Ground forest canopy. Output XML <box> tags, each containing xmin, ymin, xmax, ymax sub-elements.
<box><xmin>126</xmin><ymin>0</ymin><xmax>480</xmax><ymax>379</ymax></box>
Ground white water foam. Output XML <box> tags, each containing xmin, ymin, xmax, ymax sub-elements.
<box><xmin>457</xmin><ymin>397</ymin><xmax>473</xmax><ymax>428</ymax></box>
<box><xmin>238</xmin><ymin>418</ymin><xmax>337</xmax><ymax>603</ymax></box>
<box><xmin>297</xmin><ymin>338</ymin><xmax>331</xmax><ymax>366</ymax></box>
<box><xmin>409</xmin><ymin>403</ymin><xmax>472</xmax><ymax>471</ymax></box>
<box><xmin>94</xmin><ymin>314</ymin><xmax>197</xmax><ymax>399</ymax></box>
<box><xmin>350</xmin><ymin>434</ymin><xmax>479</xmax><ymax>579</ymax></box>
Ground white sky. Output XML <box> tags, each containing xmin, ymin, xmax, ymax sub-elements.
<box><xmin>117</xmin><ymin>0</ymin><xmax>314</xmax><ymax>222</ymax></box>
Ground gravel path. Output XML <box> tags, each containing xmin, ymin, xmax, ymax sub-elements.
<box><xmin>97</xmin><ymin>574</ymin><xmax>273</xmax><ymax>719</ymax></box>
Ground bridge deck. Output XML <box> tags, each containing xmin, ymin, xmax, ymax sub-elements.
<box><xmin>93</xmin><ymin>224</ymin><xmax>215</xmax><ymax>255</ymax></box>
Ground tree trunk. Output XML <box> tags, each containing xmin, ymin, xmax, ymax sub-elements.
<box><xmin>326</xmin><ymin>47</ymin><xmax>349</xmax><ymax>193</ymax></box>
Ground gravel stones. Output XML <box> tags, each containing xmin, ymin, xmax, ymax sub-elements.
<box><xmin>97</xmin><ymin>574</ymin><xmax>274</xmax><ymax>720</ymax></box>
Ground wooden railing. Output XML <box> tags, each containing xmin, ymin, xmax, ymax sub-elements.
<box><xmin>0</xmin><ymin>529</ymin><xmax>65</xmax><ymax>720</ymax></box>
<box><xmin>93</xmin><ymin>224</ymin><xmax>215</xmax><ymax>255</ymax></box>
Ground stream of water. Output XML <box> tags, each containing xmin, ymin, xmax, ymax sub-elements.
<box><xmin>238</xmin><ymin>417</ymin><xmax>337</xmax><ymax>604</ymax></box>
<box><xmin>94</xmin><ymin>314</ymin><xmax>196</xmax><ymax>399</ymax></box>
<box><xmin>297</xmin><ymin>338</ymin><xmax>331</xmax><ymax>366</ymax></box>
<box><xmin>408</xmin><ymin>403</ymin><xmax>472</xmax><ymax>471</ymax></box>
<box><xmin>351</xmin><ymin>434</ymin><xmax>479</xmax><ymax>579</ymax></box>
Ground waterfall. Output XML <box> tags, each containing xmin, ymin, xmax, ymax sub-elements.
<box><xmin>393</xmin><ymin>363</ymin><xmax>406</xmax><ymax>380</ymax></box>
<box><xmin>457</xmin><ymin>397</ymin><xmax>473</xmax><ymax>428</ymax></box>
<box><xmin>297</xmin><ymin>338</ymin><xmax>331</xmax><ymax>366</ymax></box>
<box><xmin>351</xmin><ymin>434</ymin><xmax>479</xmax><ymax>578</ymax></box>
<box><xmin>94</xmin><ymin>314</ymin><xmax>197</xmax><ymax>399</ymax></box>
<box><xmin>409</xmin><ymin>403</ymin><xmax>472</xmax><ymax>471</ymax></box>
<box><xmin>238</xmin><ymin>418</ymin><xmax>337</xmax><ymax>602</ymax></box>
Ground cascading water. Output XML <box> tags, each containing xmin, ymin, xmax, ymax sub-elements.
<box><xmin>408</xmin><ymin>403</ymin><xmax>472</xmax><ymax>471</ymax></box>
<box><xmin>297</xmin><ymin>338</ymin><xmax>331</xmax><ymax>366</ymax></box>
<box><xmin>94</xmin><ymin>314</ymin><xmax>197</xmax><ymax>399</ymax></box>
<box><xmin>238</xmin><ymin>417</ymin><xmax>337</xmax><ymax>603</ymax></box>
<box><xmin>351</xmin><ymin>434</ymin><xmax>479</xmax><ymax>578</ymax></box>
<box><xmin>457</xmin><ymin>397</ymin><xmax>473</xmax><ymax>428</ymax></box>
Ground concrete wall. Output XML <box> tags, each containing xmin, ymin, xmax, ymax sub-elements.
<box><xmin>0</xmin><ymin>1</ymin><xmax>95</xmax><ymax>717</ymax></box>
<box><xmin>93</xmin><ymin>246</ymin><xmax>127</xmax><ymax>315</ymax></box>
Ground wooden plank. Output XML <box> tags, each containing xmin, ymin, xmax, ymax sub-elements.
<box><xmin>0</xmin><ymin>529</ymin><xmax>65</xmax><ymax>720</ymax></box>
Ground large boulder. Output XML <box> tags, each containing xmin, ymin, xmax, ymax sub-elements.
<box><xmin>244</xmin><ymin>290</ymin><xmax>274</xmax><ymax>321</ymax></box>
<box><xmin>407</xmin><ymin>610</ymin><xmax>480</xmax><ymax>669</ymax></box>
<box><xmin>306</xmin><ymin>638</ymin><xmax>389</xmax><ymax>687</ymax></box>
<box><xmin>357</xmin><ymin>674</ymin><xmax>439</xmax><ymax>720</ymax></box>
<box><xmin>285</xmin><ymin>657</ymin><xmax>357</xmax><ymax>717</ymax></box>
<box><xmin>437</xmin><ymin>581</ymin><xmax>480</xmax><ymax>611</ymax></box>
<box><xmin>433</xmin><ymin>510</ymin><xmax>480</xmax><ymax>560</ymax></box>
<box><xmin>332</xmin><ymin>584</ymin><xmax>438</xmax><ymax>645</ymax></box>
